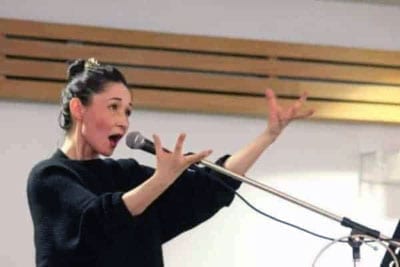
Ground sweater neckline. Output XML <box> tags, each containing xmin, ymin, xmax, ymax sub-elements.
<box><xmin>54</xmin><ymin>149</ymin><xmax>104</xmax><ymax>164</ymax></box>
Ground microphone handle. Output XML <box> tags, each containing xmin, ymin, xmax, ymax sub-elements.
<box><xmin>143</xmin><ymin>139</ymin><xmax>171</xmax><ymax>155</ymax></box>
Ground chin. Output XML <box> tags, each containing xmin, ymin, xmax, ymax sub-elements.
<box><xmin>97</xmin><ymin>148</ymin><xmax>114</xmax><ymax>157</ymax></box>
<box><xmin>102</xmin><ymin>150</ymin><xmax>114</xmax><ymax>157</ymax></box>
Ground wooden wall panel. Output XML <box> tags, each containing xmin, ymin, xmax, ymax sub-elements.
<box><xmin>1</xmin><ymin>18</ymin><xmax>400</xmax><ymax>124</ymax></box>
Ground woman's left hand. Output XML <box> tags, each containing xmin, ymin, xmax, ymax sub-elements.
<box><xmin>265</xmin><ymin>89</ymin><xmax>314</xmax><ymax>140</ymax></box>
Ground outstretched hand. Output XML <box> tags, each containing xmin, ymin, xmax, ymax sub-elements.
<box><xmin>153</xmin><ymin>133</ymin><xmax>212</xmax><ymax>185</ymax></box>
<box><xmin>265</xmin><ymin>89</ymin><xmax>314</xmax><ymax>139</ymax></box>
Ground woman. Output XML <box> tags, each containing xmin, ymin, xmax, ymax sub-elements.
<box><xmin>27</xmin><ymin>58</ymin><xmax>313</xmax><ymax>267</ymax></box>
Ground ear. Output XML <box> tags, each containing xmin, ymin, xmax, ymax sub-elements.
<box><xmin>69</xmin><ymin>97</ymin><xmax>86</xmax><ymax>121</ymax></box>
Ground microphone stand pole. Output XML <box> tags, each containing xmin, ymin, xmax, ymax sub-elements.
<box><xmin>198</xmin><ymin>159</ymin><xmax>400</xmax><ymax>249</ymax></box>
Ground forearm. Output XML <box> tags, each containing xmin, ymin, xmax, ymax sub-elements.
<box><xmin>223</xmin><ymin>130</ymin><xmax>276</xmax><ymax>176</ymax></box>
<box><xmin>122</xmin><ymin>173</ymin><xmax>172</xmax><ymax>215</ymax></box>
<box><xmin>122</xmin><ymin>134</ymin><xmax>213</xmax><ymax>216</ymax></box>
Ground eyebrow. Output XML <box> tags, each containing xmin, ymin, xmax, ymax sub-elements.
<box><xmin>108</xmin><ymin>97</ymin><xmax>133</xmax><ymax>107</ymax></box>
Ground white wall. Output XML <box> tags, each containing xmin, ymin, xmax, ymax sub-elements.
<box><xmin>2</xmin><ymin>0</ymin><xmax>400</xmax><ymax>50</ymax></box>
<box><xmin>1</xmin><ymin>0</ymin><xmax>400</xmax><ymax>266</ymax></box>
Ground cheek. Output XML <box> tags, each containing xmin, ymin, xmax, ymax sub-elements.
<box><xmin>94</xmin><ymin>116</ymin><xmax>112</xmax><ymax>131</ymax></box>
<box><xmin>83</xmin><ymin>113</ymin><xmax>113</xmax><ymax>139</ymax></box>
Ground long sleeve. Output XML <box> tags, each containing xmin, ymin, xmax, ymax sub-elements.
<box><xmin>155</xmin><ymin>155</ymin><xmax>241</xmax><ymax>243</ymax></box>
<box><xmin>27</xmin><ymin>163</ymin><xmax>135</xmax><ymax>265</ymax></box>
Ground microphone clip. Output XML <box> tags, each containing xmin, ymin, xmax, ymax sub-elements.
<box><xmin>348</xmin><ymin>229</ymin><xmax>364</xmax><ymax>262</ymax></box>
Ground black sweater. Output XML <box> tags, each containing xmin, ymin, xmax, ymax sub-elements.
<box><xmin>27</xmin><ymin>149</ymin><xmax>241</xmax><ymax>267</ymax></box>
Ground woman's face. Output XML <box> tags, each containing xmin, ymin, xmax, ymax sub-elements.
<box><xmin>80</xmin><ymin>82</ymin><xmax>132</xmax><ymax>157</ymax></box>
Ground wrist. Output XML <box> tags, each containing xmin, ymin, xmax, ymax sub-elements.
<box><xmin>152</xmin><ymin>170</ymin><xmax>176</xmax><ymax>187</ymax></box>
<box><xmin>263</xmin><ymin>129</ymin><xmax>279</xmax><ymax>144</ymax></box>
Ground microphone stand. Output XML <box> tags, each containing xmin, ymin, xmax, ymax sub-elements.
<box><xmin>198</xmin><ymin>158</ymin><xmax>400</xmax><ymax>265</ymax></box>
<box><xmin>126</xmin><ymin>130</ymin><xmax>399</xmax><ymax>265</ymax></box>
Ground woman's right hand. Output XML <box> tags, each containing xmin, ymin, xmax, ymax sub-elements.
<box><xmin>152</xmin><ymin>133</ymin><xmax>212</xmax><ymax>186</ymax></box>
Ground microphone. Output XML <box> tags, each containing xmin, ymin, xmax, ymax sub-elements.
<box><xmin>125</xmin><ymin>131</ymin><xmax>170</xmax><ymax>154</ymax></box>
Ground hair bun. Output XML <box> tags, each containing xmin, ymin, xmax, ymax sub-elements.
<box><xmin>67</xmin><ymin>59</ymin><xmax>85</xmax><ymax>80</ymax></box>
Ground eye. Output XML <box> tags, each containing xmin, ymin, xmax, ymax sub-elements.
<box><xmin>109</xmin><ymin>103</ymin><xmax>119</xmax><ymax>112</ymax></box>
<box><xmin>125</xmin><ymin>109</ymin><xmax>132</xmax><ymax>117</ymax></box>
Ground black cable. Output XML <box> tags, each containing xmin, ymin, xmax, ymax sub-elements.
<box><xmin>195</xmin><ymin>165</ymin><xmax>342</xmax><ymax>242</ymax></box>
<box><xmin>218</xmin><ymin>178</ymin><xmax>398</xmax><ymax>245</ymax></box>
<box><xmin>219</xmin><ymin>178</ymin><xmax>340</xmax><ymax>241</ymax></box>
<box><xmin>192</xmin><ymin>163</ymin><xmax>395</xmax><ymax>244</ymax></box>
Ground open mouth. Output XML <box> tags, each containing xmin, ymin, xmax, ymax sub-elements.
<box><xmin>108</xmin><ymin>134</ymin><xmax>123</xmax><ymax>147</ymax></box>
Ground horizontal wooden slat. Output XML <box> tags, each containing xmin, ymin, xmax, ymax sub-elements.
<box><xmin>2</xmin><ymin>18</ymin><xmax>400</xmax><ymax>67</ymax></box>
<box><xmin>2</xmin><ymin>59</ymin><xmax>400</xmax><ymax>105</ymax></box>
<box><xmin>13</xmin><ymin>37</ymin><xmax>391</xmax><ymax>87</ymax></box>
<box><xmin>268</xmin><ymin>61</ymin><xmax>400</xmax><ymax>85</ymax></box>
<box><xmin>270</xmin><ymin>43</ymin><xmax>400</xmax><ymax>67</ymax></box>
<box><xmin>268</xmin><ymin>79</ymin><xmax>400</xmax><ymax>105</ymax></box>
<box><xmin>2</xmin><ymin>79</ymin><xmax>400</xmax><ymax>124</ymax></box>
<box><xmin>0</xmin><ymin>58</ymin><xmax>268</xmax><ymax>91</ymax></box>
<box><xmin>125</xmin><ymin>69</ymin><xmax>267</xmax><ymax>93</ymax></box>
<box><xmin>0</xmin><ymin>59</ymin><xmax>66</xmax><ymax>80</ymax></box>
<box><xmin>0</xmin><ymin>33</ymin><xmax>4</xmax><ymax>47</ymax></box>
<box><xmin>3</xmin><ymin>55</ymin><xmax>400</xmax><ymax>88</ymax></box>
<box><xmin>0</xmin><ymin>34</ymin><xmax>5</xmax><ymax>87</ymax></box>
<box><xmin>1</xmin><ymin>38</ymin><xmax>270</xmax><ymax>75</ymax></box>
<box><xmin>0</xmin><ymin>34</ymin><xmax>4</xmax><ymax>61</ymax></box>
<box><xmin>135</xmin><ymin>89</ymin><xmax>400</xmax><ymax>124</ymax></box>
<box><xmin>0</xmin><ymin>18</ymin><xmax>269</xmax><ymax>56</ymax></box>
<box><xmin>0</xmin><ymin>80</ymin><xmax>63</xmax><ymax>102</ymax></box>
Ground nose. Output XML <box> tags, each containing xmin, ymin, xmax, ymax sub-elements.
<box><xmin>117</xmin><ymin>114</ymin><xmax>129</xmax><ymax>132</ymax></box>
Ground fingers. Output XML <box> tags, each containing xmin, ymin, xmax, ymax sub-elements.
<box><xmin>265</xmin><ymin>88</ymin><xmax>279</xmax><ymax>112</ymax></box>
<box><xmin>292</xmin><ymin>92</ymin><xmax>314</xmax><ymax>119</ymax></box>
<box><xmin>152</xmin><ymin>134</ymin><xmax>162</xmax><ymax>155</ymax></box>
<box><xmin>153</xmin><ymin>133</ymin><xmax>210</xmax><ymax>161</ymax></box>
<box><xmin>172</xmin><ymin>133</ymin><xmax>212</xmax><ymax>165</ymax></box>
<box><xmin>290</xmin><ymin>91</ymin><xmax>307</xmax><ymax>114</ymax></box>
<box><xmin>295</xmin><ymin>108</ymin><xmax>315</xmax><ymax>119</ymax></box>
<box><xmin>299</xmin><ymin>91</ymin><xmax>308</xmax><ymax>104</ymax></box>
<box><xmin>294</xmin><ymin>92</ymin><xmax>306</xmax><ymax>110</ymax></box>
<box><xmin>265</xmin><ymin>88</ymin><xmax>284</xmax><ymax>125</ymax></box>
<box><xmin>153</xmin><ymin>133</ymin><xmax>212</xmax><ymax>176</ymax></box>
<box><xmin>153</xmin><ymin>133</ymin><xmax>186</xmax><ymax>156</ymax></box>
<box><xmin>174</xmin><ymin>133</ymin><xmax>186</xmax><ymax>155</ymax></box>
<box><xmin>265</xmin><ymin>88</ymin><xmax>275</xmax><ymax>100</ymax></box>
<box><xmin>185</xmin><ymin>149</ymin><xmax>213</xmax><ymax>165</ymax></box>
<box><xmin>284</xmin><ymin>91</ymin><xmax>314</xmax><ymax>120</ymax></box>
<box><xmin>266</xmin><ymin>89</ymin><xmax>310</xmax><ymax>113</ymax></box>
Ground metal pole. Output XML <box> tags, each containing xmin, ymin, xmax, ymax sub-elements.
<box><xmin>199</xmin><ymin>159</ymin><xmax>400</xmax><ymax>247</ymax></box>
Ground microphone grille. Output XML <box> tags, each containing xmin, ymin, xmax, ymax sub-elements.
<box><xmin>125</xmin><ymin>131</ymin><xmax>145</xmax><ymax>149</ymax></box>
